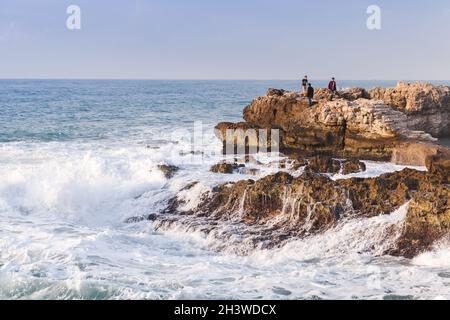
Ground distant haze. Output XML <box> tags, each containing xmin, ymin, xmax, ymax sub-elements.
<box><xmin>1</xmin><ymin>0</ymin><xmax>449</xmax><ymax>80</ymax></box>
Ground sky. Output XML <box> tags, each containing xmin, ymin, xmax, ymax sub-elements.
<box><xmin>0</xmin><ymin>0</ymin><xmax>449</xmax><ymax>80</ymax></box>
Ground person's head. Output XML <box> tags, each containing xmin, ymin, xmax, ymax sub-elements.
<box><xmin>332</xmin><ymin>77</ymin><xmax>335</xmax><ymax>81</ymax></box>
<box><xmin>308</xmin><ymin>83</ymin><xmax>312</xmax><ymax>87</ymax></box>
<box><xmin>304</xmin><ymin>75</ymin><xmax>308</xmax><ymax>79</ymax></box>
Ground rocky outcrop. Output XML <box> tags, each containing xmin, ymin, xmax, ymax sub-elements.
<box><xmin>387</xmin><ymin>184</ymin><xmax>450</xmax><ymax>258</ymax></box>
<box><xmin>369</xmin><ymin>82</ymin><xmax>450</xmax><ymax>137</ymax></box>
<box><xmin>159</xmin><ymin>167</ymin><xmax>449</xmax><ymax>258</ymax></box>
<box><xmin>210</xmin><ymin>161</ymin><xmax>245</xmax><ymax>174</ymax></box>
<box><xmin>140</xmin><ymin>83</ymin><xmax>450</xmax><ymax>260</ymax></box>
<box><xmin>215</xmin><ymin>86</ymin><xmax>443</xmax><ymax>163</ymax></box>
<box><xmin>157</xmin><ymin>169</ymin><xmax>450</xmax><ymax>257</ymax></box>
<box><xmin>313</xmin><ymin>87</ymin><xmax>370</xmax><ymax>101</ymax></box>
<box><xmin>215</xmin><ymin>83</ymin><xmax>450</xmax><ymax>164</ymax></box>
<box><xmin>426</xmin><ymin>149</ymin><xmax>450</xmax><ymax>183</ymax></box>
<box><xmin>304</xmin><ymin>156</ymin><xmax>366</xmax><ymax>175</ymax></box>
<box><xmin>341</xmin><ymin>159</ymin><xmax>367</xmax><ymax>175</ymax></box>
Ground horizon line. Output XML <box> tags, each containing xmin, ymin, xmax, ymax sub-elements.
<box><xmin>1</xmin><ymin>78</ymin><xmax>450</xmax><ymax>82</ymax></box>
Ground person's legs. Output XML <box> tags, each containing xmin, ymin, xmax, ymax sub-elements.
<box><xmin>308</xmin><ymin>97</ymin><xmax>312</xmax><ymax>106</ymax></box>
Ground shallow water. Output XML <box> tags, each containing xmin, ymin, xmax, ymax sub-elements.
<box><xmin>0</xmin><ymin>80</ymin><xmax>449</xmax><ymax>300</ymax></box>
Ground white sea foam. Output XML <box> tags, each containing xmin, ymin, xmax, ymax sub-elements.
<box><xmin>0</xmin><ymin>137</ymin><xmax>448</xmax><ymax>300</ymax></box>
<box><xmin>332</xmin><ymin>160</ymin><xmax>427</xmax><ymax>180</ymax></box>
<box><xmin>413</xmin><ymin>239</ymin><xmax>450</xmax><ymax>268</ymax></box>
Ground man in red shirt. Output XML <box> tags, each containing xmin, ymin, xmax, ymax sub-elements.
<box><xmin>328</xmin><ymin>77</ymin><xmax>337</xmax><ymax>101</ymax></box>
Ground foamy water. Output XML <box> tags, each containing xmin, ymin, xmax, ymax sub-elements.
<box><xmin>0</xmin><ymin>80</ymin><xmax>449</xmax><ymax>300</ymax></box>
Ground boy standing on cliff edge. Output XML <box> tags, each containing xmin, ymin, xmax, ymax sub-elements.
<box><xmin>301</xmin><ymin>75</ymin><xmax>308</xmax><ymax>95</ymax></box>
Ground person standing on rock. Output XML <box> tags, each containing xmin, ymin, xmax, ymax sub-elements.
<box><xmin>328</xmin><ymin>77</ymin><xmax>337</xmax><ymax>101</ymax></box>
<box><xmin>301</xmin><ymin>76</ymin><xmax>308</xmax><ymax>96</ymax></box>
<box><xmin>307</xmin><ymin>83</ymin><xmax>314</xmax><ymax>107</ymax></box>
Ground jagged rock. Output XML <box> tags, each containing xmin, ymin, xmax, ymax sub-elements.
<box><xmin>426</xmin><ymin>149</ymin><xmax>450</xmax><ymax>183</ymax></box>
<box><xmin>369</xmin><ymin>82</ymin><xmax>450</xmax><ymax>137</ymax></box>
<box><xmin>341</xmin><ymin>159</ymin><xmax>366</xmax><ymax>175</ymax></box>
<box><xmin>339</xmin><ymin>87</ymin><xmax>370</xmax><ymax>101</ymax></box>
<box><xmin>305</xmin><ymin>155</ymin><xmax>342</xmax><ymax>174</ymax></box>
<box><xmin>387</xmin><ymin>184</ymin><xmax>450</xmax><ymax>258</ymax></box>
<box><xmin>312</xmin><ymin>87</ymin><xmax>370</xmax><ymax>101</ymax></box>
<box><xmin>305</xmin><ymin>156</ymin><xmax>366</xmax><ymax>175</ymax></box>
<box><xmin>338</xmin><ymin>169</ymin><xmax>434</xmax><ymax>217</ymax></box>
<box><xmin>191</xmin><ymin>171</ymin><xmax>345</xmax><ymax>231</ymax></box>
<box><xmin>267</xmin><ymin>88</ymin><xmax>286</xmax><ymax>96</ymax></box>
<box><xmin>210</xmin><ymin>161</ymin><xmax>245</xmax><ymax>174</ymax></box>
<box><xmin>157</xmin><ymin>164</ymin><xmax>179</xmax><ymax>179</ymax></box>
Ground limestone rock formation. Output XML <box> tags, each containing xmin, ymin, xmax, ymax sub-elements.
<box><xmin>216</xmin><ymin>86</ymin><xmax>440</xmax><ymax>162</ymax></box>
<box><xmin>369</xmin><ymin>82</ymin><xmax>450</xmax><ymax>137</ymax></box>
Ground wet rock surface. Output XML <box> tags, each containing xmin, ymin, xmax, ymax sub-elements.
<box><xmin>304</xmin><ymin>156</ymin><xmax>366</xmax><ymax>175</ymax></box>
<box><xmin>152</xmin><ymin>165</ymin><xmax>449</xmax><ymax>258</ymax></box>
<box><xmin>210</xmin><ymin>161</ymin><xmax>245</xmax><ymax>174</ymax></box>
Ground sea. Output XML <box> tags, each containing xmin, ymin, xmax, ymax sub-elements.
<box><xmin>0</xmin><ymin>79</ymin><xmax>449</xmax><ymax>300</ymax></box>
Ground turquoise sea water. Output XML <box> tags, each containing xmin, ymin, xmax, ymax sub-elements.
<box><xmin>0</xmin><ymin>80</ymin><xmax>449</xmax><ymax>300</ymax></box>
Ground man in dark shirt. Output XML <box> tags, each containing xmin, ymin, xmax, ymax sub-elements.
<box><xmin>307</xmin><ymin>83</ymin><xmax>314</xmax><ymax>107</ymax></box>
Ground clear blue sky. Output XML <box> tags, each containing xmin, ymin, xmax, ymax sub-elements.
<box><xmin>1</xmin><ymin>0</ymin><xmax>449</xmax><ymax>80</ymax></box>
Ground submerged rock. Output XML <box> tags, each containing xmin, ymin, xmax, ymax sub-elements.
<box><xmin>125</xmin><ymin>213</ymin><xmax>158</xmax><ymax>224</ymax></box>
<box><xmin>157</xmin><ymin>164</ymin><xmax>180</xmax><ymax>179</ymax></box>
